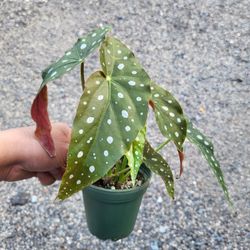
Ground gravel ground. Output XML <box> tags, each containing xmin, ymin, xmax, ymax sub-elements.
<box><xmin>0</xmin><ymin>0</ymin><xmax>249</xmax><ymax>249</ymax></box>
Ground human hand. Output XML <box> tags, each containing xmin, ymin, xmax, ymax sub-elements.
<box><xmin>0</xmin><ymin>123</ymin><xmax>71</xmax><ymax>185</ymax></box>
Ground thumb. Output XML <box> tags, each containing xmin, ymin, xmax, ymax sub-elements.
<box><xmin>37</xmin><ymin>172</ymin><xmax>56</xmax><ymax>186</ymax></box>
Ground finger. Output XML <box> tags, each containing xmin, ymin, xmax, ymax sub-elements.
<box><xmin>37</xmin><ymin>172</ymin><xmax>56</xmax><ymax>186</ymax></box>
<box><xmin>14</xmin><ymin>171</ymin><xmax>36</xmax><ymax>181</ymax></box>
<box><xmin>2</xmin><ymin>165</ymin><xmax>37</xmax><ymax>182</ymax></box>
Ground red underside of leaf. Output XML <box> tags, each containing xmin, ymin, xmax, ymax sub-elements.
<box><xmin>178</xmin><ymin>150</ymin><xmax>185</xmax><ymax>177</ymax></box>
<box><xmin>31</xmin><ymin>86</ymin><xmax>55</xmax><ymax>157</ymax></box>
<box><xmin>149</xmin><ymin>100</ymin><xmax>155</xmax><ymax>110</ymax></box>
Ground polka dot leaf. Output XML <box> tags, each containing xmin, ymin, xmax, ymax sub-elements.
<box><xmin>125</xmin><ymin>127</ymin><xmax>146</xmax><ymax>186</ymax></box>
<box><xmin>150</xmin><ymin>82</ymin><xmax>187</xmax><ymax>151</ymax></box>
<box><xmin>186</xmin><ymin>119</ymin><xmax>232</xmax><ymax>205</ymax></box>
<box><xmin>99</xmin><ymin>36</ymin><xmax>151</xmax><ymax>93</ymax></box>
<box><xmin>57</xmin><ymin>37</ymin><xmax>151</xmax><ymax>200</ymax></box>
<box><xmin>31</xmin><ymin>26</ymin><xmax>111</xmax><ymax>157</ymax></box>
<box><xmin>41</xmin><ymin>26</ymin><xmax>111</xmax><ymax>87</ymax></box>
<box><xmin>143</xmin><ymin>141</ymin><xmax>174</xmax><ymax>199</ymax></box>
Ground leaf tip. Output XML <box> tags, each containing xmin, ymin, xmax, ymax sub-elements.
<box><xmin>177</xmin><ymin>150</ymin><xmax>185</xmax><ymax>177</ymax></box>
<box><xmin>149</xmin><ymin>100</ymin><xmax>155</xmax><ymax>110</ymax></box>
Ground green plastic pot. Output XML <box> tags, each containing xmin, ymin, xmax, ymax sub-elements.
<box><xmin>82</xmin><ymin>165</ymin><xmax>151</xmax><ymax>241</ymax></box>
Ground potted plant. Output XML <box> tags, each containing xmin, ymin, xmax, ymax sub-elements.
<box><xmin>31</xmin><ymin>26</ymin><xmax>232</xmax><ymax>241</ymax></box>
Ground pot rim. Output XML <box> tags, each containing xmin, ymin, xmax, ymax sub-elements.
<box><xmin>83</xmin><ymin>164</ymin><xmax>152</xmax><ymax>194</ymax></box>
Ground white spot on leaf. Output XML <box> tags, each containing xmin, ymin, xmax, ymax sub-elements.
<box><xmin>197</xmin><ymin>135</ymin><xmax>203</xmax><ymax>140</ymax></box>
<box><xmin>121</xmin><ymin>110</ymin><xmax>129</xmax><ymax>118</ymax></box>
<box><xmin>125</xmin><ymin>126</ymin><xmax>131</xmax><ymax>131</ymax></box>
<box><xmin>107</xmin><ymin>136</ymin><xmax>113</xmax><ymax>144</ymax></box>
<box><xmin>80</xmin><ymin>43</ymin><xmax>87</xmax><ymax>49</ymax></box>
<box><xmin>97</xmin><ymin>95</ymin><xmax>104</xmax><ymax>101</ymax></box>
<box><xmin>117</xmin><ymin>63</ymin><xmax>125</xmax><ymax>70</ymax></box>
<box><xmin>128</xmin><ymin>80</ymin><xmax>136</xmax><ymax>86</ymax></box>
<box><xmin>51</xmin><ymin>71</ymin><xmax>57</xmax><ymax>77</ymax></box>
<box><xmin>77</xmin><ymin>151</ymin><xmax>84</xmax><ymax>158</ymax></box>
<box><xmin>118</xmin><ymin>92</ymin><xmax>124</xmax><ymax>98</ymax></box>
<box><xmin>87</xmin><ymin>117</ymin><xmax>94</xmax><ymax>123</ymax></box>
<box><xmin>89</xmin><ymin>166</ymin><xmax>95</xmax><ymax>173</ymax></box>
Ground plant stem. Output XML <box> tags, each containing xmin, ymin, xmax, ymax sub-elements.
<box><xmin>156</xmin><ymin>139</ymin><xmax>171</xmax><ymax>152</ymax></box>
<box><xmin>121</xmin><ymin>156</ymin><xmax>128</xmax><ymax>171</ymax></box>
<box><xmin>118</xmin><ymin>156</ymin><xmax>128</xmax><ymax>182</ymax></box>
<box><xmin>109</xmin><ymin>167</ymin><xmax>130</xmax><ymax>178</ymax></box>
<box><xmin>80</xmin><ymin>62</ymin><xmax>85</xmax><ymax>91</ymax></box>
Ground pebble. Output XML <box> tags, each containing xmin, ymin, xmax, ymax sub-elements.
<box><xmin>157</xmin><ymin>196</ymin><xmax>163</xmax><ymax>203</ymax></box>
<box><xmin>10</xmin><ymin>192</ymin><xmax>30</xmax><ymax>206</ymax></box>
<box><xmin>149</xmin><ymin>240</ymin><xmax>159</xmax><ymax>250</ymax></box>
<box><xmin>159</xmin><ymin>226</ymin><xmax>168</xmax><ymax>233</ymax></box>
<box><xmin>31</xmin><ymin>195</ymin><xmax>38</xmax><ymax>203</ymax></box>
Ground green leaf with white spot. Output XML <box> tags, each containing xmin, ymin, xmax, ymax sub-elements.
<box><xmin>150</xmin><ymin>82</ymin><xmax>187</xmax><ymax>150</ymax></box>
<box><xmin>126</xmin><ymin>127</ymin><xmax>146</xmax><ymax>186</ymax></box>
<box><xmin>57</xmin><ymin>37</ymin><xmax>151</xmax><ymax>200</ymax></box>
<box><xmin>41</xmin><ymin>26</ymin><xmax>111</xmax><ymax>88</ymax></box>
<box><xmin>31</xmin><ymin>26</ymin><xmax>111</xmax><ymax>157</ymax></box>
<box><xmin>143</xmin><ymin>141</ymin><xmax>174</xmax><ymax>199</ymax></box>
<box><xmin>186</xmin><ymin>119</ymin><xmax>232</xmax><ymax>205</ymax></box>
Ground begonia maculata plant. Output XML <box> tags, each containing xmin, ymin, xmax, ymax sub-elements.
<box><xmin>31</xmin><ymin>26</ymin><xmax>231</xmax><ymax>204</ymax></box>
